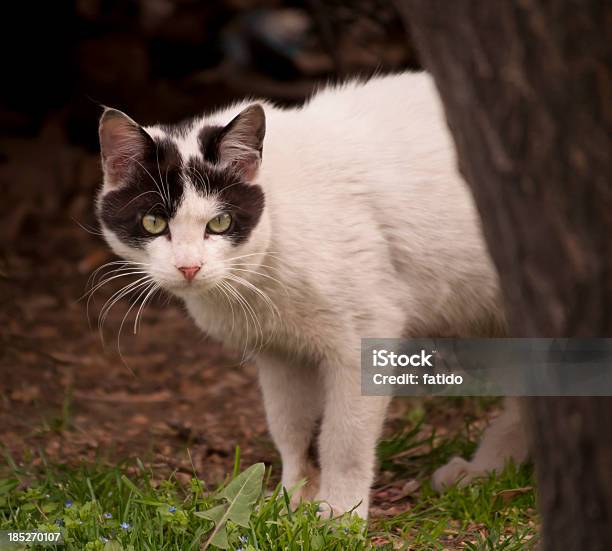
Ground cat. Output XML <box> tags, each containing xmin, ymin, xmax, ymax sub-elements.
<box><xmin>95</xmin><ymin>71</ymin><xmax>528</xmax><ymax>518</ymax></box>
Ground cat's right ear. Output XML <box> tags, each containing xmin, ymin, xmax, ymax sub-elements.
<box><xmin>99</xmin><ymin>108</ymin><xmax>151</xmax><ymax>189</ymax></box>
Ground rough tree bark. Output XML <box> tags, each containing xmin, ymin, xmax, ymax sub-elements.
<box><xmin>396</xmin><ymin>1</ymin><xmax>612</xmax><ymax>549</ymax></box>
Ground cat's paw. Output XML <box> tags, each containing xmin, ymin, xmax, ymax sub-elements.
<box><xmin>432</xmin><ymin>457</ymin><xmax>482</xmax><ymax>492</ymax></box>
<box><xmin>314</xmin><ymin>492</ymin><xmax>368</xmax><ymax>519</ymax></box>
<box><xmin>284</xmin><ymin>464</ymin><xmax>320</xmax><ymax>507</ymax></box>
<box><xmin>315</xmin><ymin>501</ymin><xmax>336</xmax><ymax>518</ymax></box>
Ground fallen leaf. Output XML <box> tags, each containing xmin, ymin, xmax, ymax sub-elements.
<box><xmin>495</xmin><ymin>486</ymin><xmax>533</xmax><ymax>504</ymax></box>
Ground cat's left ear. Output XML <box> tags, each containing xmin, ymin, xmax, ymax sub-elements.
<box><xmin>217</xmin><ymin>104</ymin><xmax>266</xmax><ymax>181</ymax></box>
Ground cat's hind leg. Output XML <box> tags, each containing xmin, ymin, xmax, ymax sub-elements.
<box><xmin>432</xmin><ymin>398</ymin><xmax>529</xmax><ymax>491</ymax></box>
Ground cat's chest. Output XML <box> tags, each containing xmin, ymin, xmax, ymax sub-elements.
<box><xmin>182</xmin><ymin>291</ymin><xmax>334</xmax><ymax>357</ymax></box>
<box><xmin>184</xmin><ymin>292</ymin><xmax>287</xmax><ymax>347</ymax></box>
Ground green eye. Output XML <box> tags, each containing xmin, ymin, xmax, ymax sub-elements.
<box><xmin>207</xmin><ymin>213</ymin><xmax>232</xmax><ymax>235</ymax></box>
<box><xmin>142</xmin><ymin>214</ymin><xmax>167</xmax><ymax>235</ymax></box>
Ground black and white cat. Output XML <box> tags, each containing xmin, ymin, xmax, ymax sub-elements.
<box><xmin>96</xmin><ymin>72</ymin><xmax>528</xmax><ymax>518</ymax></box>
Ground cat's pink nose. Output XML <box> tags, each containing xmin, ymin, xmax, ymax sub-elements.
<box><xmin>177</xmin><ymin>265</ymin><xmax>201</xmax><ymax>282</ymax></box>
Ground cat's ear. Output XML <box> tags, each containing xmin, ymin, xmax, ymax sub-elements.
<box><xmin>99</xmin><ymin>108</ymin><xmax>152</xmax><ymax>189</ymax></box>
<box><xmin>217</xmin><ymin>104</ymin><xmax>266</xmax><ymax>181</ymax></box>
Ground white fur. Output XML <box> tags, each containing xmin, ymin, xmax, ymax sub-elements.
<box><xmin>432</xmin><ymin>398</ymin><xmax>529</xmax><ymax>490</ymax></box>
<box><xmin>99</xmin><ymin>72</ymin><xmax>528</xmax><ymax>518</ymax></box>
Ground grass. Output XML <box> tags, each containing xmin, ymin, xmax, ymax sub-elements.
<box><xmin>0</xmin><ymin>458</ymin><xmax>366</xmax><ymax>551</ymax></box>
<box><xmin>1</xmin><ymin>400</ymin><xmax>539</xmax><ymax>550</ymax></box>
<box><xmin>371</xmin><ymin>465</ymin><xmax>537</xmax><ymax>550</ymax></box>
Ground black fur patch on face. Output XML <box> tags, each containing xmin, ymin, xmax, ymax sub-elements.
<box><xmin>99</xmin><ymin>123</ymin><xmax>265</xmax><ymax>248</ymax></box>
<box><xmin>185</xmin><ymin>158</ymin><xmax>265</xmax><ymax>246</ymax></box>
<box><xmin>197</xmin><ymin>125</ymin><xmax>225</xmax><ymax>163</ymax></box>
<box><xmin>98</xmin><ymin>137</ymin><xmax>184</xmax><ymax>248</ymax></box>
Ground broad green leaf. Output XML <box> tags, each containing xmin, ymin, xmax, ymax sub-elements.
<box><xmin>201</xmin><ymin>463</ymin><xmax>265</xmax><ymax>550</ymax></box>
<box><xmin>218</xmin><ymin>462</ymin><xmax>265</xmax><ymax>527</ymax></box>
<box><xmin>209</xmin><ymin>525</ymin><xmax>229</xmax><ymax>549</ymax></box>
<box><xmin>104</xmin><ymin>541</ymin><xmax>123</xmax><ymax>551</ymax></box>
<box><xmin>195</xmin><ymin>504</ymin><xmax>226</xmax><ymax>523</ymax></box>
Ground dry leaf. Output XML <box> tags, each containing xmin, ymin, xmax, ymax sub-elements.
<box><xmin>495</xmin><ymin>486</ymin><xmax>533</xmax><ymax>504</ymax></box>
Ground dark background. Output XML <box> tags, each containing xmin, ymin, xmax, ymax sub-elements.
<box><xmin>0</xmin><ymin>1</ymin><xmax>433</xmax><ymax>485</ymax></box>
<box><xmin>1</xmin><ymin>0</ymin><xmax>420</xmax><ymax>261</ymax></box>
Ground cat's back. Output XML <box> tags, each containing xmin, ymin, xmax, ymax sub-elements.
<box><xmin>262</xmin><ymin>72</ymin><xmax>474</xmax><ymax>246</ymax></box>
<box><xmin>264</xmin><ymin>71</ymin><xmax>453</xmax><ymax>178</ymax></box>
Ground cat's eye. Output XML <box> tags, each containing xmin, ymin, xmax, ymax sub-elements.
<box><xmin>142</xmin><ymin>214</ymin><xmax>167</xmax><ymax>235</ymax></box>
<box><xmin>207</xmin><ymin>213</ymin><xmax>232</xmax><ymax>235</ymax></box>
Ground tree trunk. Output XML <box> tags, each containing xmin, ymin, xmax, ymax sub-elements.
<box><xmin>397</xmin><ymin>1</ymin><xmax>612</xmax><ymax>549</ymax></box>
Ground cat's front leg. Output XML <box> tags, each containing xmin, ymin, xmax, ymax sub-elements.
<box><xmin>316</xmin><ymin>360</ymin><xmax>390</xmax><ymax>519</ymax></box>
<box><xmin>257</xmin><ymin>354</ymin><xmax>323</xmax><ymax>503</ymax></box>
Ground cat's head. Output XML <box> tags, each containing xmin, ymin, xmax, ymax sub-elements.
<box><xmin>96</xmin><ymin>104</ymin><xmax>269</xmax><ymax>298</ymax></box>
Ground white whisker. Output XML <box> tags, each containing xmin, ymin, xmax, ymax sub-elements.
<box><xmin>122</xmin><ymin>154</ymin><xmax>169</xmax><ymax>210</ymax></box>
<box><xmin>98</xmin><ymin>276</ymin><xmax>152</xmax><ymax>337</ymax></box>
<box><xmin>113</xmin><ymin>280</ymin><xmax>156</xmax><ymax>372</ymax></box>
<box><xmin>220</xmin><ymin>279</ymin><xmax>258</xmax><ymax>362</ymax></box>
<box><xmin>226</xmin><ymin>265</ymin><xmax>289</xmax><ymax>294</ymax></box>
<box><xmin>118</xmin><ymin>190</ymin><xmax>164</xmax><ymax>212</ymax></box>
<box><xmin>133</xmin><ymin>283</ymin><xmax>160</xmax><ymax>334</ymax></box>
<box><xmin>222</xmin><ymin>272</ymin><xmax>280</xmax><ymax>357</ymax></box>
<box><xmin>73</xmin><ymin>218</ymin><xmax>105</xmax><ymax>237</ymax></box>
<box><xmin>84</xmin><ymin>269</ymin><xmax>151</xmax><ymax>327</ymax></box>
<box><xmin>155</xmin><ymin>144</ymin><xmax>171</xmax><ymax>207</ymax></box>
<box><xmin>214</xmin><ymin>281</ymin><xmax>236</xmax><ymax>337</ymax></box>
<box><xmin>224</xmin><ymin>273</ymin><xmax>280</xmax><ymax>321</ymax></box>
<box><xmin>84</xmin><ymin>269</ymin><xmax>150</xmax><ymax>302</ymax></box>
<box><xmin>86</xmin><ymin>262</ymin><xmax>150</xmax><ymax>291</ymax></box>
